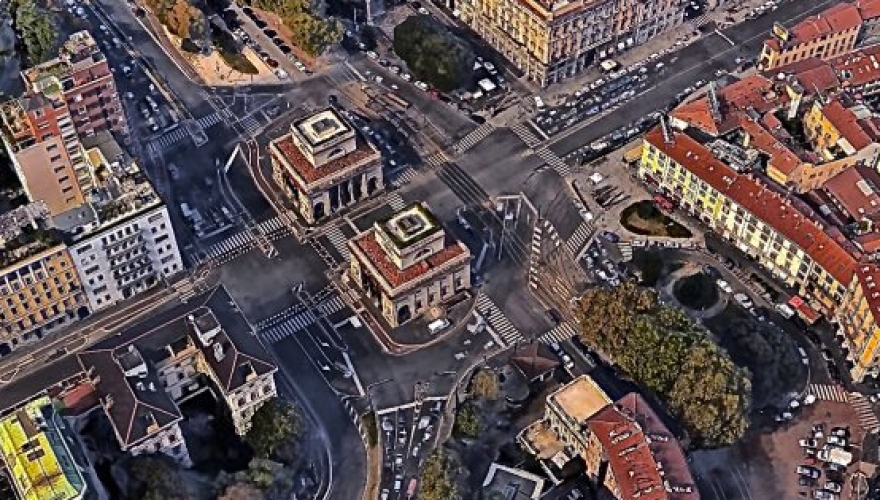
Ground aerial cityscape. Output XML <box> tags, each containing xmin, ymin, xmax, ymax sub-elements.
<box><xmin>4</xmin><ymin>0</ymin><xmax>880</xmax><ymax>498</ymax></box>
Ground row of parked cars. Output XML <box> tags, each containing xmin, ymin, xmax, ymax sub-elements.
<box><xmin>238</xmin><ymin>6</ymin><xmax>309</xmax><ymax>74</ymax></box>
<box><xmin>797</xmin><ymin>424</ymin><xmax>850</xmax><ymax>499</ymax></box>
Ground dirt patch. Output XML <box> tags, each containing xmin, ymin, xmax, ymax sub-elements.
<box><xmin>620</xmin><ymin>200</ymin><xmax>692</xmax><ymax>238</ymax></box>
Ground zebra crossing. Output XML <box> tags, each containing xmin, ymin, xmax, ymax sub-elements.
<box><xmin>196</xmin><ymin>112</ymin><xmax>223</xmax><ymax>129</ymax></box>
<box><xmin>260</xmin><ymin>292</ymin><xmax>349</xmax><ymax>343</ymax></box>
<box><xmin>849</xmin><ymin>393</ymin><xmax>880</xmax><ymax>433</ymax></box>
<box><xmin>617</xmin><ymin>241</ymin><xmax>634</xmax><ymax>261</ymax></box>
<box><xmin>535</xmin><ymin>148</ymin><xmax>572</xmax><ymax>177</ymax></box>
<box><xmin>386</xmin><ymin>193</ymin><xmax>406</xmax><ymax>211</ymax></box>
<box><xmin>453</xmin><ymin>123</ymin><xmax>496</xmax><ymax>153</ymax></box>
<box><xmin>566</xmin><ymin>220</ymin><xmax>596</xmax><ymax>257</ymax></box>
<box><xmin>200</xmin><ymin>230</ymin><xmax>256</xmax><ymax>265</ymax></box>
<box><xmin>422</xmin><ymin>152</ymin><xmax>448</xmax><ymax>169</ymax></box>
<box><xmin>148</xmin><ymin>126</ymin><xmax>190</xmax><ymax>153</ymax></box>
<box><xmin>238</xmin><ymin>115</ymin><xmax>262</xmax><ymax>137</ymax></box>
<box><xmin>538</xmin><ymin>321</ymin><xmax>579</xmax><ymax>344</ymax></box>
<box><xmin>325</xmin><ymin>225</ymin><xmax>351</xmax><ymax>261</ymax></box>
<box><xmin>317</xmin><ymin>294</ymin><xmax>347</xmax><ymax>316</ymax></box>
<box><xmin>388</xmin><ymin>166</ymin><xmax>419</xmax><ymax>188</ymax></box>
<box><xmin>475</xmin><ymin>293</ymin><xmax>524</xmax><ymax>346</ymax></box>
<box><xmin>807</xmin><ymin>383</ymin><xmax>848</xmax><ymax>403</ymax></box>
<box><xmin>689</xmin><ymin>13</ymin><xmax>712</xmax><ymax>28</ymax></box>
<box><xmin>256</xmin><ymin>216</ymin><xmax>294</xmax><ymax>240</ymax></box>
<box><xmin>511</xmin><ymin>122</ymin><xmax>544</xmax><ymax>148</ymax></box>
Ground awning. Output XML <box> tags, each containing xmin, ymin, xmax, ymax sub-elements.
<box><xmin>788</xmin><ymin>296</ymin><xmax>822</xmax><ymax>325</ymax></box>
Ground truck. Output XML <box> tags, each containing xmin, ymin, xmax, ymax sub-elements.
<box><xmin>818</xmin><ymin>447</ymin><xmax>852</xmax><ymax>466</ymax></box>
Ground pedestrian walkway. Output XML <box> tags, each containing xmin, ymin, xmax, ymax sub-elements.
<box><xmin>453</xmin><ymin>123</ymin><xmax>495</xmax><ymax>153</ymax></box>
<box><xmin>617</xmin><ymin>241</ymin><xmax>634</xmax><ymax>261</ymax></box>
<box><xmin>239</xmin><ymin>115</ymin><xmax>262</xmax><ymax>136</ymax></box>
<box><xmin>807</xmin><ymin>383</ymin><xmax>848</xmax><ymax>403</ymax></box>
<box><xmin>148</xmin><ymin>126</ymin><xmax>190</xmax><ymax>153</ymax></box>
<box><xmin>388</xmin><ymin>166</ymin><xmax>419</xmax><ymax>188</ymax></box>
<box><xmin>528</xmin><ymin>223</ymin><xmax>543</xmax><ymax>290</ymax></box>
<box><xmin>535</xmin><ymin>148</ymin><xmax>572</xmax><ymax>177</ymax></box>
<box><xmin>475</xmin><ymin>293</ymin><xmax>524</xmax><ymax>346</ymax></box>
<box><xmin>566</xmin><ymin>220</ymin><xmax>595</xmax><ymax>257</ymax></box>
<box><xmin>689</xmin><ymin>13</ymin><xmax>712</xmax><ymax>28</ymax></box>
<box><xmin>260</xmin><ymin>310</ymin><xmax>317</xmax><ymax>343</ymax></box>
<box><xmin>325</xmin><ymin>225</ymin><xmax>351</xmax><ymax>262</ymax></box>
<box><xmin>422</xmin><ymin>152</ymin><xmax>447</xmax><ymax>169</ymax></box>
<box><xmin>317</xmin><ymin>294</ymin><xmax>347</xmax><ymax>316</ymax></box>
<box><xmin>538</xmin><ymin>322</ymin><xmax>578</xmax><ymax>344</ymax></box>
<box><xmin>510</xmin><ymin>122</ymin><xmax>545</xmax><ymax>148</ymax></box>
<box><xmin>386</xmin><ymin>192</ymin><xmax>406</xmax><ymax>212</ymax></box>
<box><xmin>202</xmin><ymin>230</ymin><xmax>256</xmax><ymax>264</ymax></box>
<box><xmin>196</xmin><ymin>112</ymin><xmax>223</xmax><ymax>129</ymax></box>
<box><xmin>848</xmin><ymin>393</ymin><xmax>880</xmax><ymax>433</ymax></box>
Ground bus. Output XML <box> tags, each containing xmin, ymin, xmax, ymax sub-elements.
<box><xmin>385</xmin><ymin>93</ymin><xmax>411</xmax><ymax>110</ymax></box>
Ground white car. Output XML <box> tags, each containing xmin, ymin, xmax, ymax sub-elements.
<box><xmin>366</xmin><ymin>51</ymin><xmax>379</xmax><ymax>60</ymax></box>
<box><xmin>733</xmin><ymin>293</ymin><xmax>753</xmax><ymax>308</ymax></box>
<box><xmin>402</xmin><ymin>73</ymin><xmax>413</xmax><ymax>81</ymax></box>
<box><xmin>418</xmin><ymin>7</ymin><xmax>429</xmax><ymax>14</ymax></box>
<box><xmin>716</xmin><ymin>279</ymin><xmax>733</xmax><ymax>293</ymax></box>
<box><xmin>414</xmin><ymin>81</ymin><xmax>429</xmax><ymax>91</ymax></box>
<box><xmin>484</xmin><ymin>62</ymin><xmax>495</xmax><ymax>71</ymax></box>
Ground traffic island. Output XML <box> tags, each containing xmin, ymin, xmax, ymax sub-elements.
<box><xmin>619</xmin><ymin>200</ymin><xmax>693</xmax><ymax>238</ymax></box>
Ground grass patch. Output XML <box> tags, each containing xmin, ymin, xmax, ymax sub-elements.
<box><xmin>620</xmin><ymin>201</ymin><xmax>692</xmax><ymax>238</ymax></box>
<box><xmin>673</xmin><ymin>272</ymin><xmax>719</xmax><ymax>310</ymax></box>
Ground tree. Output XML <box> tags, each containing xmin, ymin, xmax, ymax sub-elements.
<box><xmin>127</xmin><ymin>454</ymin><xmax>192</xmax><ymax>500</ymax></box>
<box><xmin>419</xmin><ymin>450</ymin><xmax>459</xmax><ymax>500</ymax></box>
<box><xmin>218</xmin><ymin>483</ymin><xmax>266</xmax><ymax>500</ymax></box>
<box><xmin>573</xmin><ymin>281</ymin><xmax>751</xmax><ymax>447</ymax></box>
<box><xmin>453</xmin><ymin>403</ymin><xmax>481</xmax><ymax>438</ymax></box>
<box><xmin>469</xmin><ymin>368</ymin><xmax>500</xmax><ymax>400</ymax></box>
<box><xmin>11</xmin><ymin>0</ymin><xmax>56</xmax><ymax>64</ymax></box>
<box><xmin>244</xmin><ymin>399</ymin><xmax>301</xmax><ymax>459</ymax></box>
<box><xmin>393</xmin><ymin>15</ymin><xmax>474</xmax><ymax>92</ymax></box>
<box><xmin>250</xmin><ymin>0</ymin><xmax>342</xmax><ymax>56</ymax></box>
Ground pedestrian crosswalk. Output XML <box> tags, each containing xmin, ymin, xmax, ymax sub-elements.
<box><xmin>511</xmin><ymin>122</ymin><xmax>544</xmax><ymax>148</ymax></box>
<box><xmin>566</xmin><ymin>220</ymin><xmax>596</xmax><ymax>257</ymax></box>
<box><xmin>807</xmin><ymin>384</ymin><xmax>848</xmax><ymax>403</ymax></box>
<box><xmin>538</xmin><ymin>321</ymin><xmax>579</xmax><ymax>344</ymax></box>
<box><xmin>318</xmin><ymin>294</ymin><xmax>347</xmax><ymax>316</ymax></box>
<box><xmin>387</xmin><ymin>193</ymin><xmax>406</xmax><ymax>212</ymax></box>
<box><xmin>148</xmin><ymin>126</ymin><xmax>190</xmax><ymax>152</ymax></box>
<box><xmin>618</xmin><ymin>241</ymin><xmax>633</xmax><ymax>261</ymax></box>
<box><xmin>422</xmin><ymin>152</ymin><xmax>448</xmax><ymax>169</ymax></box>
<box><xmin>453</xmin><ymin>123</ymin><xmax>495</xmax><ymax>153</ymax></box>
<box><xmin>388</xmin><ymin>166</ymin><xmax>419</xmax><ymax>188</ymax></box>
<box><xmin>689</xmin><ymin>13</ymin><xmax>712</xmax><ymax>28</ymax></box>
<box><xmin>475</xmin><ymin>293</ymin><xmax>524</xmax><ymax>347</ymax></box>
<box><xmin>257</xmin><ymin>216</ymin><xmax>286</xmax><ymax>234</ymax></box>
<box><xmin>197</xmin><ymin>112</ymin><xmax>223</xmax><ymax>129</ymax></box>
<box><xmin>239</xmin><ymin>115</ymin><xmax>262</xmax><ymax>136</ymax></box>
<box><xmin>535</xmin><ymin>148</ymin><xmax>572</xmax><ymax>177</ymax></box>
<box><xmin>849</xmin><ymin>393</ymin><xmax>880</xmax><ymax>433</ymax></box>
<box><xmin>325</xmin><ymin>225</ymin><xmax>351</xmax><ymax>262</ymax></box>
<box><xmin>259</xmin><ymin>292</ymin><xmax>349</xmax><ymax>343</ymax></box>
<box><xmin>201</xmin><ymin>229</ymin><xmax>256</xmax><ymax>265</ymax></box>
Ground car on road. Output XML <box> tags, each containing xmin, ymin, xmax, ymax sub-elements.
<box><xmin>733</xmin><ymin>293</ymin><xmax>753</xmax><ymax>308</ymax></box>
<box><xmin>401</xmin><ymin>73</ymin><xmax>413</xmax><ymax>81</ymax></box>
<box><xmin>367</xmin><ymin>51</ymin><xmax>379</xmax><ymax>60</ymax></box>
<box><xmin>382</xmin><ymin>418</ymin><xmax>393</xmax><ymax>432</ymax></box>
<box><xmin>454</xmin><ymin>352</ymin><xmax>467</xmax><ymax>360</ymax></box>
<box><xmin>418</xmin><ymin>6</ymin><xmax>429</xmax><ymax>14</ymax></box>
<box><xmin>380</xmin><ymin>489</ymin><xmax>389</xmax><ymax>500</ymax></box>
<box><xmin>414</xmin><ymin>81</ymin><xmax>429</xmax><ymax>91</ymax></box>
<box><xmin>796</xmin><ymin>465</ymin><xmax>820</xmax><ymax>478</ymax></box>
<box><xmin>714</xmin><ymin>279</ymin><xmax>732</xmax><ymax>294</ymax></box>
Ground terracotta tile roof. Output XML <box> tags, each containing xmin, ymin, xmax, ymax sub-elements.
<box><xmin>824</xmin><ymin>165</ymin><xmax>880</xmax><ymax>220</ymax></box>
<box><xmin>822</xmin><ymin>99</ymin><xmax>874</xmax><ymax>150</ymax></box>
<box><xmin>829</xmin><ymin>44</ymin><xmax>880</xmax><ymax>87</ymax></box>
<box><xmin>272</xmin><ymin>134</ymin><xmax>379</xmax><ymax>185</ymax></box>
<box><xmin>719</xmin><ymin>75</ymin><xmax>782</xmax><ymax>113</ymax></box>
<box><xmin>645</xmin><ymin>127</ymin><xmax>859</xmax><ymax>284</ymax></box>
<box><xmin>791</xmin><ymin>3</ymin><xmax>862</xmax><ymax>44</ymax></box>
<box><xmin>670</xmin><ymin>98</ymin><xmax>718</xmax><ymax>136</ymax></box>
<box><xmin>587</xmin><ymin>393</ymin><xmax>697</xmax><ymax>500</ymax></box>
<box><xmin>737</xmin><ymin>114</ymin><xmax>802</xmax><ymax>176</ymax></box>
<box><xmin>856</xmin><ymin>232</ymin><xmax>880</xmax><ymax>252</ymax></box>
<box><xmin>352</xmin><ymin>229</ymin><xmax>468</xmax><ymax>290</ymax></box>
<box><xmin>772</xmin><ymin>57</ymin><xmax>842</xmax><ymax>93</ymax></box>
<box><xmin>858</xmin><ymin>0</ymin><xmax>880</xmax><ymax>20</ymax></box>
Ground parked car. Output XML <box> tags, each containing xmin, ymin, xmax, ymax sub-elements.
<box><xmin>796</xmin><ymin>465</ymin><xmax>820</xmax><ymax>479</ymax></box>
<box><xmin>799</xmin><ymin>438</ymin><xmax>818</xmax><ymax>448</ymax></box>
<box><xmin>716</xmin><ymin>279</ymin><xmax>733</xmax><ymax>294</ymax></box>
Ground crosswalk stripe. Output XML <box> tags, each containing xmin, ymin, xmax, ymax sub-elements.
<box><xmin>847</xmin><ymin>393</ymin><xmax>880</xmax><ymax>433</ymax></box>
<box><xmin>423</xmin><ymin>153</ymin><xmax>447</xmax><ymax>169</ymax></box>
<box><xmin>475</xmin><ymin>293</ymin><xmax>524</xmax><ymax>346</ymax></box>
<box><xmin>535</xmin><ymin>148</ymin><xmax>572</xmax><ymax>177</ymax></box>
<box><xmin>454</xmin><ymin>123</ymin><xmax>495</xmax><ymax>153</ymax></box>
<box><xmin>387</xmin><ymin>193</ymin><xmax>406</xmax><ymax>212</ymax></box>
<box><xmin>566</xmin><ymin>221</ymin><xmax>595</xmax><ymax>256</ymax></box>
<box><xmin>618</xmin><ymin>241</ymin><xmax>634</xmax><ymax>261</ymax></box>
<box><xmin>148</xmin><ymin>126</ymin><xmax>190</xmax><ymax>152</ymax></box>
<box><xmin>259</xmin><ymin>292</ymin><xmax>349</xmax><ymax>343</ymax></box>
<box><xmin>538</xmin><ymin>322</ymin><xmax>578</xmax><ymax>344</ymax></box>
<box><xmin>326</xmin><ymin>226</ymin><xmax>351</xmax><ymax>262</ymax></box>
<box><xmin>511</xmin><ymin>122</ymin><xmax>543</xmax><ymax>147</ymax></box>
<box><xmin>690</xmin><ymin>13</ymin><xmax>712</xmax><ymax>27</ymax></box>
<box><xmin>807</xmin><ymin>384</ymin><xmax>848</xmax><ymax>403</ymax></box>
<box><xmin>388</xmin><ymin>166</ymin><xmax>419</xmax><ymax>188</ymax></box>
<box><xmin>197</xmin><ymin>112</ymin><xmax>223</xmax><ymax>129</ymax></box>
<box><xmin>240</xmin><ymin>115</ymin><xmax>262</xmax><ymax>136</ymax></box>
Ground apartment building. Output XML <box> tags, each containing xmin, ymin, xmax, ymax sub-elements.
<box><xmin>0</xmin><ymin>97</ymin><xmax>87</xmax><ymax>216</ymax></box>
<box><xmin>0</xmin><ymin>396</ymin><xmax>88</xmax><ymax>500</ymax></box>
<box><xmin>758</xmin><ymin>2</ymin><xmax>863</xmax><ymax>71</ymax></box>
<box><xmin>56</xmin><ymin>132</ymin><xmax>183</xmax><ymax>312</ymax></box>
<box><xmin>21</xmin><ymin>30</ymin><xmax>126</xmax><ymax>137</ymax></box>
<box><xmin>458</xmin><ymin>0</ymin><xmax>683</xmax><ymax>86</ymax></box>
<box><xmin>0</xmin><ymin>205</ymin><xmax>87</xmax><ymax>356</ymax></box>
<box><xmin>519</xmin><ymin>376</ymin><xmax>697</xmax><ymax>499</ymax></box>
<box><xmin>76</xmin><ymin>286</ymin><xmax>277</xmax><ymax>464</ymax></box>
<box><xmin>638</xmin><ymin>73</ymin><xmax>880</xmax><ymax>380</ymax></box>
<box><xmin>269</xmin><ymin>108</ymin><xmax>383</xmax><ymax>225</ymax></box>
<box><xmin>347</xmin><ymin>202</ymin><xmax>471</xmax><ymax>326</ymax></box>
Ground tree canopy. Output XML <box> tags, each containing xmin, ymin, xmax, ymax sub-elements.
<box><xmin>418</xmin><ymin>450</ymin><xmax>460</xmax><ymax>500</ymax></box>
<box><xmin>244</xmin><ymin>399</ymin><xmax>301</xmax><ymax>459</ymax></box>
<box><xmin>469</xmin><ymin>368</ymin><xmax>500</xmax><ymax>400</ymax></box>
<box><xmin>127</xmin><ymin>455</ymin><xmax>192</xmax><ymax>500</ymax></box>
<box><xmin>393</xmin><ymin>15</ymin><xmax>473</xmax><ymax>92</ymax></box>
<box><xmin>248</xmin><ymin>0</ymin><xmax>342</xmax><ymax>56</ymax></box>
<box><xmin>10</xmin><ymin>0</ymin><xmax>56</xmax><ymax>65</ymax></box>
<box><xmin>574</xmin><ymin>282</ymin><xmax>751</xmax><ymax>447</ymax></box>
<box><xmin>452</xmin><ymin>402</ymin><xmax>481</xmax><ymax>438</ymax></box>
<box><xmin>142</xmin><ymin>0</ymin><xmax>205</xmax><ymax>42</ymax></box>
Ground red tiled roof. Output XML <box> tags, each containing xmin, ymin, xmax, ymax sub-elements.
<box><xmin>824</xmin><ymin>165</ymin><xmax>880</xmax><ymax>220</ymax></box>
<box><xmin>670</xmin><ymin>98</ymin><xmax>718</xmax><ymax>136</ymax></box>
<box><xmin>588</xmin><ymin>393</ymin><xmax>697</xmax><ymax>500</ymax></box>
<box><xmin>772</xmin><ymin>57</ymin><xmax>842</xmax><ymax>93</ymax></box>
<box><xmin>737</xmin><ymin>114</ymin><xmax>802</xmax><ymax>175</ymax></box>
<box><xmin>718</xmin><ymin>75</ymin><xmax>781</xmax><ymax>113</ymax></box>
<box><xmin>645</xmin><ymin>127</ymin><xmax>859</xmax><ymax>284</ymax></box>
<box><xmin>858</xmin><ymin>0</ymin><xmax>880</xmax><ymax>20</ymax></box>
<box><xmin>822</xmin><ymin>99</ymin><xmax>874</xmax><ymax>150</ymax></box>
<box><xmin>272</xmin><ymin>134</ymin><xmax>379</xmax><ymax>184</ymax></box>
<box><xmin>352</xmin><ymin>230</ymin><xmax>468</xmax><ymax>290</ymax></box>
<box><xmin>791</xmin><ymin>3</ymin><xmax>862</xmax><ymax>44</ymax></box>
<box><xmin>829</xmin><ymin>44</ymin><xmax>880</xmax><ymax>87</ymax></box>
